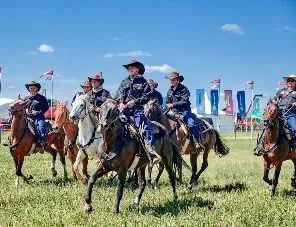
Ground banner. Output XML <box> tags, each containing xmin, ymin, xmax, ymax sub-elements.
<box><xmin>224</xmin><ymin>90</ymin><xmax>233</xmax><ymax>116</ymax></box>
<box><xmin>196</xmin><ymin>89</ymin><xmax>205</xmax><ymax>114</ymax></box>
<box><xmin>210</xmin><ymin>89</ymin><xmax>219</xmax><ymax>116</ymax></box>
<box><xmin>0</xmin><ymin>66</ymin><xmax>2</xmax><ymax>95</ymax></box>
<box><xmin>252</xmin><ymin>96</ymin><xmax>260</xmax><ymax>116</ymax></box>
<box><xmin>237</xmin><ymin>90</ymin><xmax>246</xmax><ymax>117</ymax></box>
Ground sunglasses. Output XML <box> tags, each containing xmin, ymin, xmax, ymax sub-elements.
<box><xmin>287</xmin><ymin>79</ymin><xmax>295</xmax><ymax>83</ymax></box>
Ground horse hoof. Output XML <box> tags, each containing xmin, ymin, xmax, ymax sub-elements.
<box><xmin>52</xmin><ymin>171</ymin><xmax>58</xmax><ymax>177</ymax></box>
<box><xmin>187</xmin><ymin>184</ymin><xmax>193</xmax><ymax>190</ymax></box>
<box><xmin>113</xmin><ymin>207</ymin><xmax>120</xmax><ymax>214</ymax></box>
<box><xmin>28</xmin><ymin>175</ymin><xmax>34</xmax><ymax>180</ymax></box>
<box><xmin>263</xmin><ymin>178</ymin><xmax>272</xmax><ymax>185</ymax></box>
<box><xmin>85</xmin><ymin>203</ymin><xmax>92</xmax><ymax>214</ymax></box>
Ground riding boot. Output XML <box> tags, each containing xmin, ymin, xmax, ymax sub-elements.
<box><xmin>143</xmin><ymin>139</ymin><xmax>161</xmax><ymax>165</ymax></box>
<box><xmin>192</xmin><ymin>137</ymin><xmax>205</xmax><ymax>151</ymax></box>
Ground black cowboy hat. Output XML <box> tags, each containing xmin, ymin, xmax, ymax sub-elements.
<box><xmin>88</xmin><ymin>72</ymin><xmax>104</xmax><ymax>85</ymax></box>
<box><xmin>80</xmin><ymin>80</ymin><xmax>92</xmax><ymax>88</ymax></box>
<box><xmin>147</xmin><ymin>79</ymin><xmax>158</xmax><ymax>88</ymax></box>
<box><xmin>25</xmin><ymin>81</ymin><xmax>41</xmax><ymax>92</ymax></box>
<box><xmin>165</xmin><ymin>72</ymin><xmax>184</xmax><ymax>82</ymax></box>
<box><xmin>123</xmin><ymin>60</ymin><xmax>145</xmax><ymax>75</ymax></box>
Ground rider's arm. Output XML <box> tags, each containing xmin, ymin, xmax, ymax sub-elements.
<box><xmin>173</xmin><ymin>87</ymin><xmax>190</xmax><ymax>108</ymax></box>
<box><xmin>134</xmin><ymin>81</ymin><xmax>151</xmax><ymax>105</ymax></box>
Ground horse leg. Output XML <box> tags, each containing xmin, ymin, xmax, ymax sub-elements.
<box><xmin>82</xmin><ymin>158</ymin><xmax>90</xmax><ymax>180</ymax></box>
<box><xmin>67</xmin><ymin>151</ymin><xmax>78</xmax><ymax>180</ymax></box>
<box><xmin>271</xmin><ymin>163</ymin><xmax>282</xmax><ymax>196</ymax></box>
<box><xmin>58</xmin><ymin>149</ymin><xmax>68</xmax><ymax>179</ymax></box>
<box><xmin>85</xmin><ymin>166</ymin><xmax>111</xmax><ymax>214</ymax></box>
<box><xmin>48</xmin><ymin>147</ymin><xmax>58</xmax><ymax>177</ymax></box>
<box><xmin>13</xmin><ymin>156</ymin><xmax>21</xmax><ymax>186</ymax></box>
<box><xmin>73</xmin><ymin>150</ymin><xmax>87</xmax><ymax>185</ymax></box>
<box><xmin>134</xmin><ymin>165</ymin><xmax>146</xmax><ymax>206</ymax></box>
<box><xmin>15</xmin><ymin>155</ymin><xmax>33</xmax><ymax>185</ymax></box>
<box><xmin>263</xmin><ymin>159</ymin><xmax>272</xmax><ymax>185</ymax></box>
<box><xmin>291</xmin><ymin>158</ymin><xmax>296</xmax><ymax>189</ymax></box>
<box><xmin>195</xmin><ymin>149</ymin><xmax>209</xmax><ymax>182</ymax></box>
<box><xmin>188</xmin><ymin>152</ymin><xmax>198</xmax><ymax>189</ymax></box>
<box><xmin>146</xmin><ymin>162</ymin><xmax>154</xmax><ymax>189</ymax></box>
<box><xmin>152</xmin><ymin>161</ymin><xmax>165</xmax><ymax>189</ymax></box>
<box><xmin>113</xmin><ymin>169</ymin><xmax>127</xmax><ymax>213</ymax></box>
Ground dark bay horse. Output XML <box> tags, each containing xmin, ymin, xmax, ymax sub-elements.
<box><xmin>144</xmin><ymin>99</ymin><xmax>230</xmax><ymax>189</ymax></box>
<box><xmin>256</xmin><ymin>102</ymin><xmax>296</xmax><ymax>195</ymax></box>
<box><xmin>84</xmin><ymin>99</ymin><xmax>184</xmax><ymax>213</ymax></box>
<box><xmin>53</xmin><ymin>104</ymin><xmax>89</xmax><ymax>180</ymax></box>
<box><xmin>7</xmin><ymin>99</ymin><xmax>67</xmax><ymax>186</ymax></box>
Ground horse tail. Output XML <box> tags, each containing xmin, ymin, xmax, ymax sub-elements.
<box><xmin>171</xmin><ymin>142</ymin><xmax>191</xmax><ymax>171</ymax></box>
<box><xmin>214</xmin><ymin>129</ymin><xmax>230</xmax><ymax>157</ymax></box>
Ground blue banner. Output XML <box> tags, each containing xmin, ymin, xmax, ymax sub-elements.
<box><xmin>162</xmin><ymin>96</ymin><xmax>166</xmax><ymax>109</ymax></box>
<box><xmin>210</xmin><ymin>89</ymin><xmax>219</xmax><ymax>116</ymax></box>
<box><xmin>196</xmin><ymin>89</ymin><xmax>205</xmax><ymax>114</ymax></box>
<box><xmin>237</xmin><ymin>91</ymin><xmax>246</xmax><ymax>117</ymax></box>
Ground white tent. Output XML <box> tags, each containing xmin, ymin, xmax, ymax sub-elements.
<box><xmin>0</xmin><ymin>98</ymin><xmax>14</xmax><ymax>106</ymax></box>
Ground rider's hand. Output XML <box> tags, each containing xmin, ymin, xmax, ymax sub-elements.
<box><xmin>25</xmin><ymin>109</ymin><xmax>30</xmax><ymax>115</ymax></box>
<box><xmin>94</xmin><ymin>107</ymin><xmax>101</xmax><ymax>113</ymax></box>
<box><xmin>292</xmin><ymin>102</ymin><xmax>296</xmax><ymax>107</ymax></box>
<box><xmin>31</xmin><ymin>110</ymin><xmax>39</xmax><ymax>116</ymax></box>
<box><xmin>126</xmin><ymin>100</ymin><xmax>135</xmax><ymax>108</ymax></box>
<box><xmin>89</xmin><ymin>105</ymin><xmax>95</xmax><ymax>111</ymax></box>
<box><xmin>166</xmin><ymin>103</ymin><xmax>174</xmax><ymax>108</ymax></box>
<box><xmin>118</xmin><ymin>103</ymin><xmax>126</xmax><ymax>110</ymax></box>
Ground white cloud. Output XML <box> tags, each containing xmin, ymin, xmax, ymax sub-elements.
<box><xmin>284</xmin><ymin>25</ymin><xmax>296</xmax><ymax>32</ymax></box>
<box><xmin>117</xmin><ymin>50</ymin><xmax>151</xmax><ymax>57</ymax></box>
<box><xmin>38</xmin><ymin>44</ymin><xmax>55</xmax><ymax>53</ymax></box>
<box><xmin>104</xmin><ymin>53</ymin><xmax>115</xmax><ymax>58</ymax></box>
<box><xmin>112</xmin><ymin>37</ymin><xmax>122</xmax><ymax>41</ymax></box>
<box><xmin>27</xmin><ymin>51</ymin><xmax>38</xmax><ymax>55</ymax></box>
<box><xmin>221</xmin><ymin>23</ymin><xmax>245</xmax><ymax>35</ymax></box>
<box><xmin>145</xmin><ymin>64</ymin><xmax>176</xmax><ymax>73</ymax></box>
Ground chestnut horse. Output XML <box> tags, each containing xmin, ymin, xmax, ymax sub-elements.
<box><xmin>7</xmin><ymin>98</ymin><xmax>67</xmax><ymax>186</ymax></box>
<box><xmin>53</xmin><ymin>104</ymin><xmax>89</xmax><ymax>180</ymax></box>
<box><xmin>144</xmin><ymin>99</ymin><xmax>230</xmax><ymax>189</ymax></box>
<box><xmin>84</xmin><ymin>99</ymin><xmax>184</xmax><ymax>213</ymax></box>
<box><xmin>255</xmin><ymin>102</ymin><xmax>296</xmax><ymax>195</ymax></box>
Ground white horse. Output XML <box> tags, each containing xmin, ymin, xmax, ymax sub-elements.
<box><xmin>69</xmin><ymin>94</ymin><xmax>102</xmax><ymax>184</ymax></box>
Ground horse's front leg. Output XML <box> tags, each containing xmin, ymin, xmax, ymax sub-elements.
<box><xmin>195</xmin><ymin>149</ymin><xmax>209</xmax><ymax>182</ymax></box>
<box><xmin>85</xmin><ymin>166</ymin><xmax>110</xmax><ymax>214</ymax></box>
<box><xmin>263</xmin><ymin>159</ymin><xmax>272</xmax><ymax>185</ymax></box>
<box><xmin>153</xmin><ymin>161</ymin><xmax>165</xmax><ymax>188</ymax></box>
<box><xmin>47</xmin><ymin>147</ymin><xmax>58</xmax><ymax>177</ymax></box>
<box><xmin>188</xmin><ymin>152</ymin><xmax>198</xmax><ymax>189</ymax></box>
<box><xmin>271</xmin><ymin>163</ymin><xmax>282</xmax><ymax>196</ymax></box>
<box><xmin>291</xmin><ymin>158</ymin><xmax>296</xmax><ymax>189</ymax></box>
<box><xmin>73</xmin><ymin>150</ymin><xmax>87</xmax><ymax>185</ymax></box>
<box><xmin>114</xmin><ymin>169</ymin><xmax>127</xmax><ymax>213</ymax></box>
<box><xmin>134</xmin><ymin>165</ymin><xmax>147</xmax><ymax>206</ymax></box>
<box><xmin>14</xmin><ymin>155</ymin><xmax>33</xmax><ymax>186</ymax></box>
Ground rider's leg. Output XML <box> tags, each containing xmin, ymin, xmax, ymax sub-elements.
<box><xmin>36</xmin><ymin>117</ymin><xmax>46</xmax><ymax>147</ymax></box>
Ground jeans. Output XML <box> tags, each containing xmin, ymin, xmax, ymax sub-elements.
<box><xmin>122</xmin><ymin>107</ymin><xmax>154</xmax><ymax>144</ymax></box>
<box><xmin>182</xmin><ymin>110</ymin><xmax>201</xmax><ymax>143</ymax></box>
<box><xmin>286</xmin><ymin>113</ymin><xmax>296</xmax><ymax>137</ymax></box>
<box><xmin>33</xmin><ymin>115</ymin><xmax>47</xmax><ymax>142</ymax></box>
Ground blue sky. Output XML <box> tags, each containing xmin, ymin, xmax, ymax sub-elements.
<box><xmin>0</xmin><ymin>0</ymin><xmax>295</xmax><ymax>108</ymax></box>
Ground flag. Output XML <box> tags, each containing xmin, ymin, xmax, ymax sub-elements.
<box><xmin>237</xmin><ymin>91</ymin><xmax>246</xmax><ymax>117</ymax></box>
<box><xmin>40</xmin><ymin>69</ymin><xmax>54</xmax><ymax>80</ymax></box>
<box><xmin>252</xmin><ymin>96</ymin><xmax>261</xmax><ymax>116</ymax></box>
<box><xmin>0</xmin><ymin>66</ymin><xmax>2</xmax><ymax>95</ymax></box>
<box><xmin>196</xmin><ymin>89</ymin><xmax>205</xmax><ymax>114</ymax></box>
<box><xmin>224</xmin><ymin>90</ymin><xmax>233</xmax><ymax>116</ymax></box>
<box><xmin>210</xmin><ymin>89</ymin><xmax>219</xmax><ymax>116</ymax></box>
<box><xmin>210</xmin><ymin>78</ymin><xmax>221</xmax><ymax>89</ymax></box>
<box><xmin>246</xmin><ymin>80</ymin><xmax>254</xmax><ymax>89</ymax></box>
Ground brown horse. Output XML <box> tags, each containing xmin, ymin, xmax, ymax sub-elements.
<box><xmin>144</xmin><ymin>99</ymin><xmax>229</xmax><ymax>189</ymax></box>
<box><xmin>7</xmin><ymin>98</ymin><xmax>67</xmax><ymax>186</ymax></box>
<box><xmin>256</xmin><ymin>102</ymin><xmax>296</xmax><ymax>195</ymax></box>
<box><xmin>53</xmin><ymin>104</ymin><xmax>89</xmax><ymax>180</ymax></box>
<box><xmin>84</xmin><ymin>99</ymin><xmax>185</xmax><ymax>213</ymax></box>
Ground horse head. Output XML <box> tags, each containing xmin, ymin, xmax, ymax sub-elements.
<box><xmin>144</xmin><ymin>99</ymin><xmax>163</xmax><ymax>121</ymax></box>
<box><xmin>69</xmin><ymin>94</ymin><xmax>92</xmax><ymax>123</ymax></box>
<box><xmin>53</xmin><ymin>104</ymin><xmax>69</xmax><ymax>129</ymax></box>
<box><xmin>263</xmin><ymin>102</ymin><xmax>279</xmax><ymax>128</ymax></box>
<box><xmin>98</xmin><ymin>99</ymin><xmax>119</xmax><ymax>131</ymax></box>
<box><xmin>8</xmin><ymin>99</ymin><xmax>30</xmax><ymax>117</ymax></box>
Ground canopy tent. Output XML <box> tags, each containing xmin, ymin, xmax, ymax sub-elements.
<box><xmin>0</xmin><ymin>97</ymin><xmax>14</xmax><ymax>106</ymax></box>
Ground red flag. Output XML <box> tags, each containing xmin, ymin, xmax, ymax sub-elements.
<box><xmin>246</xmin><ymin>80</ymin><xmax>254</xmax><ymax>89</ymax></box>
<box><xmin>224</xmin><ymin>90</ymin><xmax>233</xmax><ymax>116</ymax></box>
<box><xmin>40</xmin><ymin>69</ymin><xmax>54</xmax><ymax>80</ymax></box>
<box><xmin>210</xmin><ymin>78</ymin><xmax>221</xmax><ymax>89</ymax></box>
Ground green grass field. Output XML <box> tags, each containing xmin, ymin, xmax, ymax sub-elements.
<box><xmin>0</xmin><ymin>132</ymin><xmax>296</xmax><ymax>227</ymax></box>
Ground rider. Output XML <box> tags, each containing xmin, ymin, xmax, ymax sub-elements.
<box><xmin>88</xmin><ymin>72</ymin><xmax>111</xmax><ymax>116</ymax></box>
<box><xmin>24</xmin><ymin>81</ymin><xmax>49</xmax><ymax>148</ymax></box>
<box><xmin>165</xmin><ymin>72</ymin><xmax>204</xmax><ymax>150</ymax></box>
<box><xmin>147</xmin><ymin>79</ymin><xmax>163</xmax><ymax>106</ymax></box>
<box><xmin>71</xmin><ymin>80</ymin><xmax>92</xmax><ymax>105</ymax></box>
<box><xmin>115</xmin><ymin>60</ymin><xmax>160</xmax><ymax>163</ymax></box>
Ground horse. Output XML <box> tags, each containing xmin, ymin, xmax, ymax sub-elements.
<box><xmin>144</xmin><ymin>99</ymin><xmax>230</xmax><ymax>189</ymax></box>
<box><xmin>53</xmin><ymin>104</ymin><xmax>89</xmax><ymax>180</ymax></box>
<box><xmin>84</xmin><ymin>99</ymin><xmax>185</xmax><ymax>213</ymax></box>
<box><xmin>69</xmin><ymin>94</ymin><xmax>102</xmax><ymax>185</ymax></box>
<box><xmin>7</xmin><ymin>98</ymin><xmax>67</xmax><ymax>186</ymax></box>
<box><xmin>255</xmin><ymin>101</ymin><xmax>296</xmax><ymax>196</ymax></box>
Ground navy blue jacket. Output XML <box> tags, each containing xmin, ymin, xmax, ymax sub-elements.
<box><xmin>150</xmin><ymin>89</ymin><xmax>163</xmax><ymax>106</ymax></box>
<box><xmin>166</xmin><ymin>83</ymin><xmax>191</xmax><ymax>112</ymax></box>
<box><xmin>89</xmin><ymin>88</ymin><xmax>111</xmax><ymax>107</ymax></box>
<box><xmin>274</xmin><ymin>88</ymin><xmax>296</xmax><ymax>112</ymax></box>
<box><xmin>24</xmin><ymin>93</ymin><xmax>49</xmax><ymax>117</ymax></box>
<box><xmin>115</xmin><ymin>75</ymin><xmax>151</xmax><ymax>106</ymax></box>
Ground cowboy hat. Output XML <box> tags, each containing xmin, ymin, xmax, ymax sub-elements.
<box><xmin>123</xmin><ymin>60</ymin><xmax>145</xmax><ymax>75</ymax></box>
<box><xmin>80</xmin><ymin>80</ymin><xmax>92</xmax><ymax>88</ymax></box>
<box><xmin>147</xmin><ymin>79</ymin><xmax>158</xmax><ymax>88</ymax></box>
<box><xmin>25</xmin><ymin>81</ymin><xmax>41</xmax><ymax>92</ymax></box>
<box><xmin>283</xmin><ymin>74</ymin><xmax>296</xmax><ymax>80</ymax></box>
<box><xmin>88</xmin><ymin>72</ymin><xmax>104</xmax><ymax>85</ymax></box>
<box><xmin>165</xmin><ymin>72</ymin><xmax>184</xmax><ymax>82</ymax></box>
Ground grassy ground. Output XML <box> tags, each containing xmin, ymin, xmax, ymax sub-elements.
<box><xmin>0</xmin><ymin>132</ymin><xmax>295</xmax><ymax>226</ymax></box>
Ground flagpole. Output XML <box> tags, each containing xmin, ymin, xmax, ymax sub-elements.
<box><xmin>218</xmin><ymin>85</ymin><xmax>220</xmax><ymax>132</ymax></box>
<box><xmin>51</xmin><ymin>76</ymin><xmax>53</xmax><ymax>121</ymax></box>
<box><xmin>250</xmin><ymin>88</ymin><xmax>254</xmax><ymax>140</ymax></box>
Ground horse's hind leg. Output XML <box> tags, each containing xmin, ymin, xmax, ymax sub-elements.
<box><xmin>73</xmin><ymin>150</ymin><xmax>87</xmax><ymax>184</ymax></box>
<box><xmin>82</xmin><ymin>158</ymin><xmax>90</xmax><ymax>180</ymax></box>
<box><xmin>188</xmin><ymin>152</ymin><xmax>198</xmax><ymax>189</ymax></box>
<box><xmin>291</xmin><ymin>158</ymin><xmax>296</xmax><ymax>189</ymax></box>
<box><xmin>195</xmin><ymin>149</ymin><xmax>209</xmax><ymax>182</ymax></box>
<box><xmin>48</xmin><ymin>147</ymin><xmax>58</xmax><ymax>177</ymax></box>
<box><xmin>85</xmin><ymin>166</ymin><xmax>111</xmax><ymax>214</ymax></box>
<box><xmin>263</xmin><ymin>159</ymin><xmax>272</xmax><ymax>185</ymax></box>
<box><xmin>152</xmin><ymin>161</ymin><xmax>165</xmax><ymax>188</ymax></box>
<box><xmin>271</xmin><ymin>163</ymin><xmax>282</xmax><ymax>196</ymax></box>
<box><xmin>134</xmin><ymin>165</ymin><xmax>147</xmax><ymax>206</ymax></box>
<box><xmin>113</xmin><ymin>169</ymin><xmax>127</xmax><ymax>213</ymax></box>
